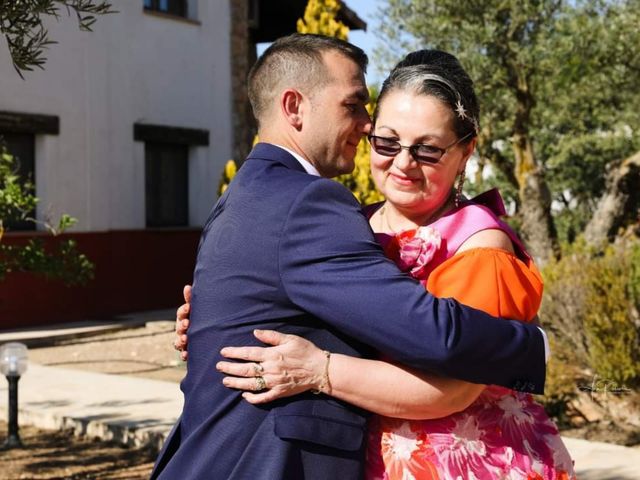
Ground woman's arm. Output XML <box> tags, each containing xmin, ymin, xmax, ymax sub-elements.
<box><xmin>218</xmin><ymin>329</ymin><xmax>485</xmax><ymax>420</ymax></box>
<box><xmin>175</xmin><ymin>283</ymin><xmax>483</xmax><ymax>419</ymax></box>
<box><xmin>325</xmin><ymin>354</ymin><xmax>485</xmax><ymax>419</ymax></box>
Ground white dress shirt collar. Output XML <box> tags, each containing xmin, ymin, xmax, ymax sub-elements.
<box><xmin>275</xmin><ymin>144</ymin><xmax>321</xmax><ymax>177</ymax></box>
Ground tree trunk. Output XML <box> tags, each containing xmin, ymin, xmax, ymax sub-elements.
<box><xmin>230</xmin><ymin>0</ymin><xmax>257</xmax><ymax>165</ymax></box>
<box><xmin>512</xmin><ymin>132</ymin><xmax>560</xmax><ymax>266</ymax></box>
<box><xmin>584</xmin><ymin>151</ymin><xmax>640</xmax><ymax>247</ymax></box>
<box><xmin>503</xmin><ymin>53</ymin><xmax>559</xmax><ymax>267</ymax></box>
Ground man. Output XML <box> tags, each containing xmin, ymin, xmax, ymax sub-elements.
<box><xmin>152</xmin><ymin>34</ymin><xmax>547</xmax><ymax>480</ymax></box>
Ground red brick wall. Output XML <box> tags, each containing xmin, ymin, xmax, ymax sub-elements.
<box><xmin>0</xmin><ymin>229</ymin><xmax>201</xmax><ymax>329</ymax></box>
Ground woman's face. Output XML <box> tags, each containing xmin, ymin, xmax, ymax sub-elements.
<box><xmin>370</xmin><ymin>89</ymin><xmax>475</xmax><ymax>216</ymax></box>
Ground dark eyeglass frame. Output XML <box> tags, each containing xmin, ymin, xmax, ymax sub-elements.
<box><xmin>368</xmin><ymin>131</ymin><xmax>473</xmax><ymax>164</ymax></box>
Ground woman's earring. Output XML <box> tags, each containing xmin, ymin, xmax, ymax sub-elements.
<box><xmin>455</xmin><ymin>170</ymin><xmax>466</xmax><ymax>208</ymax></box>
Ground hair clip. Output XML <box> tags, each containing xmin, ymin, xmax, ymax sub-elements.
<box><xmin>455</xmin><ymin>99</ymin><xmax>479</xmax><ymax>134</ymax></box>
<box><xmin>455</xmin><ymin>99</ymin><xmax>467</xmax><ymax>120</ymax></box>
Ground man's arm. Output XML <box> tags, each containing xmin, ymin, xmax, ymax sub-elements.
<box><xmin>278</xmin><ymin>178</ymin><xmax>546</xmax><ymax>393</ymax></box>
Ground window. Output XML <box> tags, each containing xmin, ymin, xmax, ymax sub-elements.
<box><xmin>145</xmin><ymin>142</ymin><xmax>189</xmax><ymax>228</ymax></box>
<box><xmin>0</xmin><ymin>132</ymin><xmax>35</xmax><ymax>231</ymax></box>
<box><xmin>144</xmin><ymin>0</ymin><xmax>188</xmax><ymax>18</ymax></box>
<box><xmin>135</xmin><ymin>122</ymin><xmax>208</xmax><ymax>228</ymax></box>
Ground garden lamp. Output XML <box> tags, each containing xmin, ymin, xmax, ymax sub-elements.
<box><xmin>0</xmin><ymin>342</ymin><xmax>28</xmax><ymax>449</ymax></box>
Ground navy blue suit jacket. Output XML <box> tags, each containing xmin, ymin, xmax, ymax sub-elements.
<box><xmin>152</xmin><ymin>143</ymin><xmax>546</xmax><ymax>479</ymax></box>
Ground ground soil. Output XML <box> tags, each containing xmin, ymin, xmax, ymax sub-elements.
<box><xmin>0</xmin><ymin>421</ymin><xmax>154</xmax><ymax>480</ymax></box>
<box><xmin>27</xmin><ymin>321</ymin><xmax>186</xmax><ymax>384</ymax></box>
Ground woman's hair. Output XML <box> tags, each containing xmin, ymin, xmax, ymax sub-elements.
<box><xmin>374</xmin><ymin>50</ymin><xmax>479</xmax><ymax>141</ymax></box>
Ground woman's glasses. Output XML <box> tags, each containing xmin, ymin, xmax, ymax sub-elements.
<box><xmin>368</xmin><ymin>131</ymin><xmax>472</xmax><ymax>164</ymax></box>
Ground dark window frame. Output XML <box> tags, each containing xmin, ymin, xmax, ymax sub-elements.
<box><xmin>0</xmin><ymin>111</ymin><xmax>59</xmax><ymax>135</ymax></box>
<box><xmin>143</xmin><ymin>0</ymin><xmax>188</xmax><ymax>18</ymax></box>
<box><xmin>134</xmin><ymin>123</ymin><xmax>208</xmax><ymax>146</ymax></box>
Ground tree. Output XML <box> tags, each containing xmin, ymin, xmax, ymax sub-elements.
<box><xmin>297</xmin><ymin>0</ymin><xmax>349</xmax><ymax>40</ymax></box>
<box><xmin>583</xmin><ymin>151</ymin><xmax>640</xmax><ymax>247</ymax></box>
<box><xmin>376</xmin><ymin>0</ymin><xmax>640</xmax><ymax>264</ymax></box>
<box><xmin>0</xmin><ymin>0</ymin><xmax>114</xmax><ymax>78</ymax></box>
<box><xmin>541</xmin><ymin>1</ymin><xmax>640</xmax><ymax>246</ymax></box>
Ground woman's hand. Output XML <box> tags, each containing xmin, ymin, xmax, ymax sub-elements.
<box><xmin>173</xmin><ymin>285</ymin><xmax>191</xmax><ymax>361</ymax></box>
<box><xmin>217</xmin><ymin>329</ymin><xmax>328</xmax><ymax>404</ymax></box>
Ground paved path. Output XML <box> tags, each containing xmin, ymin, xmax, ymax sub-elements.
<box><xmin>1</xmin><ymin>318</ymin><xmax>639</xmax><ymax>477</ymax></box>
<box><xmin>0</xmin><ymin>364</ymin><xmax>181</xmax><ymax>452</ymax></box>
<box><xmin>565</xmin><ymin>437</ymin><xmax>640</xmax><ymax>479</ymax></box>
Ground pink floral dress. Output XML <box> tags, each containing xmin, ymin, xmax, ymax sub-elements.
<box><xmin>364</xmin><ymin>190</ymin><xmax>576</xmax><ymax>480</ymax></box>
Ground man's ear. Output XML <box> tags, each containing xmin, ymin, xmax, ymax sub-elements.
<box><xmin>280</xmin><ymin>89</ymin><xmax>305</xmax><ymax>130</ymax></box>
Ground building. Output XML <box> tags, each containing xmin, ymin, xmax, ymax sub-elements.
<box><xmin>0</xmin><ymin>0</ymin><xmax>364</xmax><ymax>329</ymax></box>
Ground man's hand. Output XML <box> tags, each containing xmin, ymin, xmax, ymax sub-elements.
<box><xmin>174</xmin><ymin>285</ymin><xmax>192</xmax><ymax>361</ymax></box>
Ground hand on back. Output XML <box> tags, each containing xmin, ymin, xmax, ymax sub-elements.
<box><xmin>174</xmin><ymin>284</ymin><xmax>191</xmax><ymax>361</ymax></box>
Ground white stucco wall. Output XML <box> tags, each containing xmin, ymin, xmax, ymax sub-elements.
<box><xmin>0</xmin><ymin>0</ymin><xmax>232</xmax><ymax>230</ymax></box>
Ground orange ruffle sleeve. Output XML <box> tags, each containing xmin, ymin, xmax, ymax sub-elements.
<box><xmin>426</xmin><ymin>247</ymin><xmax>543</xmax><ymax>323</ymax></box>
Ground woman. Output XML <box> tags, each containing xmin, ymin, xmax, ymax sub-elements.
<box><xmin>176</xmin><ymin>50</ymin><xmax>575</xmax><ymax>479</ymax></box>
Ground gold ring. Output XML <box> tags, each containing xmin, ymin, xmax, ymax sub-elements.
<box><xmin>253</xmin><ymin>363</ymin><xmax>264</xmax><ymax>376</ymax></box>
<box><xmin>255</xmin><ymin>376</ymin><xmax>267</xmax><ymax>391</ymax></box>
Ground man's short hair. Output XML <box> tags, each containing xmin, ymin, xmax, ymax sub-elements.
<box><xmin>247</xmin><ymin>33</ymin><xmax>368</xmax><ymax>125</ymax></box>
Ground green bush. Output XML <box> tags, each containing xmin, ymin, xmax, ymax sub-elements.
<box><xmin>583</xmin><ymin>239</ymin><xmax>640</xmax><ymax>384</ymax></box>
<box><xmin>629</xmin><ymin>240</ymin><xmax>640</xmax><ymax>310</ymax></box>
<box><xmin>540</xmin><ymin>236</ymin><xmax>640</xmax><ymax>396</ymax></box>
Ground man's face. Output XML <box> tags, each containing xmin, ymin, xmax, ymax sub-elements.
<box><xmin>301</xmin><ymin>51</ymin><xmax>371</xmax><ymax>178</ymax></box>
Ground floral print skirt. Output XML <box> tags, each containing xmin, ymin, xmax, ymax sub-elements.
<box><xmin>365</xmin><ymin>387</ymin><xmax>576</xmax><ymax>480</ymax></box>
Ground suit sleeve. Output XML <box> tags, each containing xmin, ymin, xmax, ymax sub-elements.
<box><xmin>278</xmin><ymin>178</ymin><xmax>546</xmax><ymax>394</ymax></box>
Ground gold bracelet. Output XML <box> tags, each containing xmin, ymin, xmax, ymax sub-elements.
<box><xmin>312</xmin><ymin>350</ymin><xmax>332</xmax><ymax>395</ymax></box>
